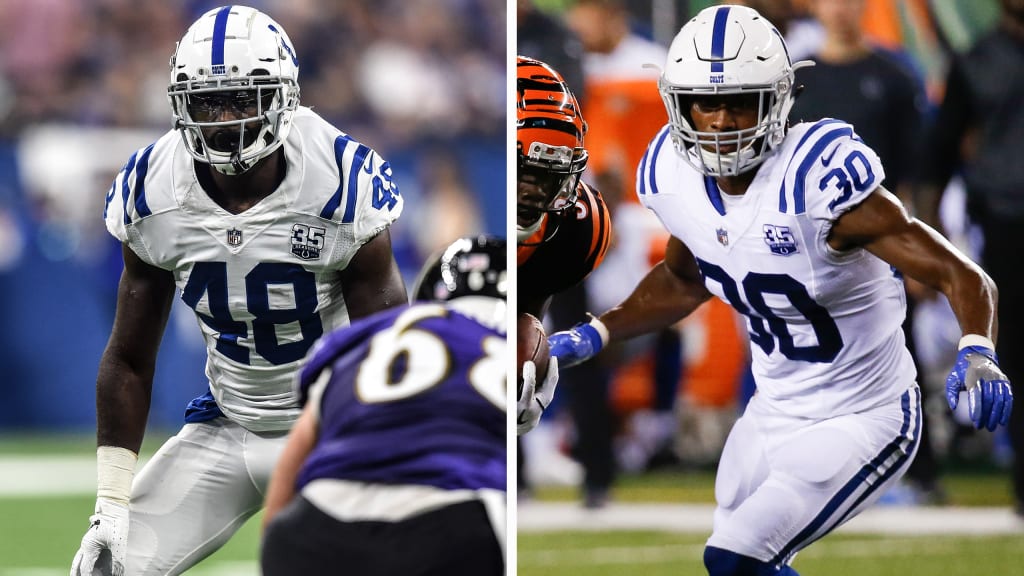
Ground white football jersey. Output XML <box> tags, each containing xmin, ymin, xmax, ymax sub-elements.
<box><xmin>637</xmin><ymin>119</ymin><xmax>915</xmax><ymax>418</ymax></box>
<box><xmin>103</xmin><ymin>107</ymin><xmax>404</xmax><ymax>432</ymax></box>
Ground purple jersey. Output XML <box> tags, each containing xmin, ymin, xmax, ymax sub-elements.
<box><xmin>295</xmin><ymin>302</ymin><xmax>506</xmax><ymax>492</ymax></box>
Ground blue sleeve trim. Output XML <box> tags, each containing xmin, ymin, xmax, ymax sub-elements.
<box><xmin>133</xmin><ymin>143</ymin><xmax>156</xmax><ymax>220</ymax></box>
<box><xmin>322</xmin><ymin>134</ymin><xmax>371</xmax><ymax>223</ymax></box>
<box><xmin>320</xmin><ymin>135</ymin><xmax>351</xmax><ymax>219</ymax></box>
<box><xmin>342</xmin><ymin>143</ymin><xmax>371</xmax><ymax>224</ymax></box>
<box><xmin>792</xmin><ymin>126</ymin><xmax>853</xmax><ymax>214</ymax></box>
<box><xmin>120</xmin><ymin>152</ymin><xmax>139</xmax><ymax>225</ymax></box>
<box><xmin>777</xmin><ymin>119</ymin><xmax>847</xmax><ymax>214</ymax></box>
<box><xmin>647</xmin><ymin>126</ymin><xmax>671</xmax><ymax>196</ymax></box>
<box><xmin>636</xmin><ymin>143</ymin><xmax>651</xmax><ymax>196</ymax></box>
<box><xmin>102</xmin><ymin>180</ymin><xmax>116</xmax><ymax>221</ymax></box>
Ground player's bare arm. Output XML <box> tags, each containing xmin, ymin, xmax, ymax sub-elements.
<box><xmin>549</xmin><ymin>235</ymin><xmax>712</xmax><ymax>370</ymax></box>
<box><xmin>599</xmin><ymin>235</ymin><xmax>712</xmax><ymax>342</ymax></box>
<box><xmin>263</xmin><ymin>401</ymin><xmax>318</xmax><ymax>531</ymax></box>
<box><xmin>831</xmin><ymin>186</ymin><xmax>1010</xmax><ymax>431</ymax></box>
<box><xmin>829</xmin><ymin>186</ymin><xmax>997</xmax><ymax>340</ymax></box>
<box><xmin>339</xmin><ymin>229</ymin><xmax>407</xmax><ymax>321</ymax></box>
<box><xmin>96</xmin><ymin>245</ymin><xmax>176</xmax><ymax>453</ymax></box>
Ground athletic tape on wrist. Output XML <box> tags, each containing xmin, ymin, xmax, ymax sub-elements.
<box><xmin>958</xmin><ymin>334</ymin><xmax>995</xmax><ymax>352</ymax></box>
<box><xmin>587</xmin><ymin>316</ymin><xmax>610</xmax><ymax>349</ymax></box>
<box><xmin>97</xmin><ymin>446</ymin><xmax>138</xmax><ymax>505</ymax></box>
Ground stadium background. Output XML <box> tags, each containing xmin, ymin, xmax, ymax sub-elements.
<box><xmin>0</xmin><ymin>0</ymin><xmax>504</xmax><ymax>573</ymax></box>
<box><xmin>517</xmin><ymin>0</ymin><xmax>1024</xmax><ymax>575</ymax></box>
<box><xmin>1</xmin><ymin>0</ymin><xmax>1023</xmax><ymax>574</ymax></box>
<box><xmin>0</xmin><ymin>0</ymin><xmax>506</xmax><ymax>431</ymax></box>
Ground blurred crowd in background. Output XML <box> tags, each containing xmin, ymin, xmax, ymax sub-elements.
<box><xmin>2</xmin><ymin>0</ymin><xmax>1021</xmax><ymax>517</ymax></box>
<box><xmin>518</xmin><ymin>0</ymin><xmax>1023</xmax><ymax>512</ymax></box>
<box><xmin>0</xmin><ymin>0</ymin><xmax>505</xmax><ymax>430</ymax></box>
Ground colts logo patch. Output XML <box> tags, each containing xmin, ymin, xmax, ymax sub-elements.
<box><xmin>763</xmin><ymin>224</ymin><xmax>798</xmax><ymax>256</ymax></box>
<box><xmin>291</xmin><ymin>223</ymin><xmax>326</xmax><ymax>260</ymax></box>
<box><xmin>226</xmin><ymin>228</ymin><xmax>243</xmax><ymax>247</ymax></box>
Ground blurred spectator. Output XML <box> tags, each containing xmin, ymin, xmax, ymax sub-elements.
<box><xmin>0</xmin><ymin>0</ymin><xmax>504</xmax><ymax>432</ymax></box>
<box><xmin>517</xmin><ymin>0</ymin><xmax>586</xmax><ymax>96</ymax></box>
<box><xmin>563</xmin><ymin>0</ymin><xmax>670</xmax><ymax>490</ymax></box>
<box><xmin>516</xmin><ymin>1</ymin><xmax>593</xmax><ymax>506</ymax></box>
<box><xmin>731</xmin><ymin>0</ymin><xmax>825</xmax><ymax>61</ymax></box>
<box><xmin>919</xmin><ymin>0</ymin><xmax>1024</xmax><ymax>517</ymax></box>
<box><xmin>791</xmin><ymin>0</ymin><xmax>945</xmax><ymax>505</ymax></box>
<box><xmin>791</xmin><ymin>0</ymin><xmax>926</xmax><ymax>213</ymax></box>
<box><xmin>566</xmin><ymin>0</ymin><xmax>666</xmax><ymax>207</ymax></box>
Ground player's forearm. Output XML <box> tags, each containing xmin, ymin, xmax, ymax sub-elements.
<box><xmin>598</xmin><ymin>261</ymin><xmax>708</xmax><ymax>344</ymax></box>
<box><xmin>945</xmin><ymin>263</ymin><xmax>999</xmax><ymax>343</ymax></box>
<box><xmin>95</xmin><ymin>350</ymin><xmax>154</xmax><ymax>455</ymax></box>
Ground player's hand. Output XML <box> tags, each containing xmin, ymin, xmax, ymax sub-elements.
<box><xmin>547</xmin><ymin>321</ymin><xmax>606</xmax><ymax>369</ymax></box>
<box><xmin>945</xmin><ymin>344</ymin><xmax>1013</xmax><ymax>432</ymax></box>
<box><xmin>70</xmin><ymin>497</ymin><xmax>129</xmax><ymax>576</ymax></box>
<box><xmin>518</xmin><ymin>356</ymin><xmax>559</xmax><ymax>436</ymax></box>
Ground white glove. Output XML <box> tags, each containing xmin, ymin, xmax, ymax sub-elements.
<box><xmin>70</xmin><ymin>497</ymin><xmax>129</xmax><ymax>576</ymax></box>
<box><xmin>517</xmin><ymin>356</ymin><xmax>559</xmax><ymax>436</ymax></box>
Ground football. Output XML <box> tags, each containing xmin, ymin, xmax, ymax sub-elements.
<box><xmin>517</xmin><ymin>312</ymin><xmax>550</xmax><ymax>397</ymax></box>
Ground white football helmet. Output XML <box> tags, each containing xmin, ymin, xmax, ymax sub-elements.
<box><xmin>168</xmin><ymin>5</ymin><xmax>300</xmax><ymax>175</ymax></box>
<box><xmin>658</xmin><ymin>5</ymin><xmax>812</xmax><ymax>176</ymax></box>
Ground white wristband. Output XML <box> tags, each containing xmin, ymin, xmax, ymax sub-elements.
<box><xmin>958</xmin><ymin>334</ymin><xmax>995</xmax><ymax>351</ymax></box>
<box><xmin>586</xmin><ymin>314</ymin><xmax>610</xmax><ymax>348</ymax></box>
<box><xmin>97</xmin><ymin>446</ymin><xmax>138</xmax><ymax>505</ymax></box>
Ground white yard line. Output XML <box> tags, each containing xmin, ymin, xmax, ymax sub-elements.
<box><xmin>518</xmin><ymin>537</ymin><xmax>992</xmax><ymax>568</ymax></box>
<box><xmin>0</xmin><ymin>565</ymin><xmax>259</xmax><ymax>576</ymax></box>
<box><xmin>0</xmin><ymin>456</ymin><xmax>151</xmax><ymax>498</ymax></box>
<box><xmin>518</xmin><ymin>502</ymin><xmax>1024</xmax><ymax>535</ymax></box>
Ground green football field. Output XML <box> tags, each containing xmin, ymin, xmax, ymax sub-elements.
<box><xmin>3</xmin><ymin>435</ymin><xmax>1024</xmax><ymax>575</ymax></box>
<box><xmin>0</xmin><ymin>433</ymin><xmax>263</xmax><ymax>575</ymax></box>
<box><xmin>517</xmin><ymin>531</ymin><xmax>1024</xmax><ymax>575</ymax></box>
<box><xmin>518</xmin><ymin>468</ymin><xmax>1024</xmax><ymax>576</ymax></box>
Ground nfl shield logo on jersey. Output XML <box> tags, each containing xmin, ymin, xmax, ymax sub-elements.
<box><xmin>763</xmin><ymin>224</ymin><xmax>798</xmax><ymax>256</ymax></box>
<box><xmin>226</xmin><ymin>228</ymin><xmax>243</xmax><ymax>247</ymax></box>
<box><xmin>716</xmin><ymin>227</ymin><xmax>729</xmax><ymax>247</ymax></box>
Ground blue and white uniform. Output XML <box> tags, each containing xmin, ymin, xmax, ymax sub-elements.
<box><xmin>104</xmin><ymin>106</ymin><xmax>403</xmax><ymax>432</ymax></box>
<box><xmin>637</xmin><ymin>119</ymin><xmax>921</xmax><ymax>564</ymax></box>
<box><xmin>101</xmin><ymin>107</ymin><xmax>402</xmax><ymax>575</ymax></box>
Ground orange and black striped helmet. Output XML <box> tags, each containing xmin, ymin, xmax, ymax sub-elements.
<box><xmin>517</xmin><ymin>56</ymin><xmax>588</xmax><ymax>226</ymax></box>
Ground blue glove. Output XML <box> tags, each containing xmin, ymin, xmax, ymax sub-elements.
<box><xmin>547</xmin><ymin>320</ymin><xmax>607</xmax><ymax>369</ymax></box>
<box><xmin>945</xmin><ymin>345</ymin><xmax>1013</xmax><ymax>432</ymax></box>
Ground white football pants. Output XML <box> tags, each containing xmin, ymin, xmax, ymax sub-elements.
<box><xmin>125</xmin><ymin>418</ymin><xmax>287</xmax><ymax>575</ymax></box>
<box><xmin>707</xmin><ymin>385</ymin><xmax>921</xmax><ymax>566</ymax></box>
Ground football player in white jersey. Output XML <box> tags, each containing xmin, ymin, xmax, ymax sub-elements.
<box><xmin>549</xmin><ymin>5</ymin><xmax>1013</xmax><ymax>575</ymax></box>
<box><xmin>70</xmin><ymin>6</ymin><xmax>406</xmax><ymax>576</ymax></box>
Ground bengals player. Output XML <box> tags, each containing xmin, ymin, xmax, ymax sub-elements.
<box><xmin>516</xmin><ymin>56</ymin><xmax>611</xmax><ymax>435</ymax></box>
<box><xmin>517</xmin><ymin>56</ymin><xmax>612</xmax><ymax>320</ymax></box>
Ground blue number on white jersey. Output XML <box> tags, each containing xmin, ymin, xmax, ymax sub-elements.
<box><xmin>697</xmin><ymin>258</ymin><xmax>843</xmax><ymax>362</ymax></box>
<box><xmin>181</xmin><ymin>262</ymin><xmax>323</xmax><ymax>365</ymax></box>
